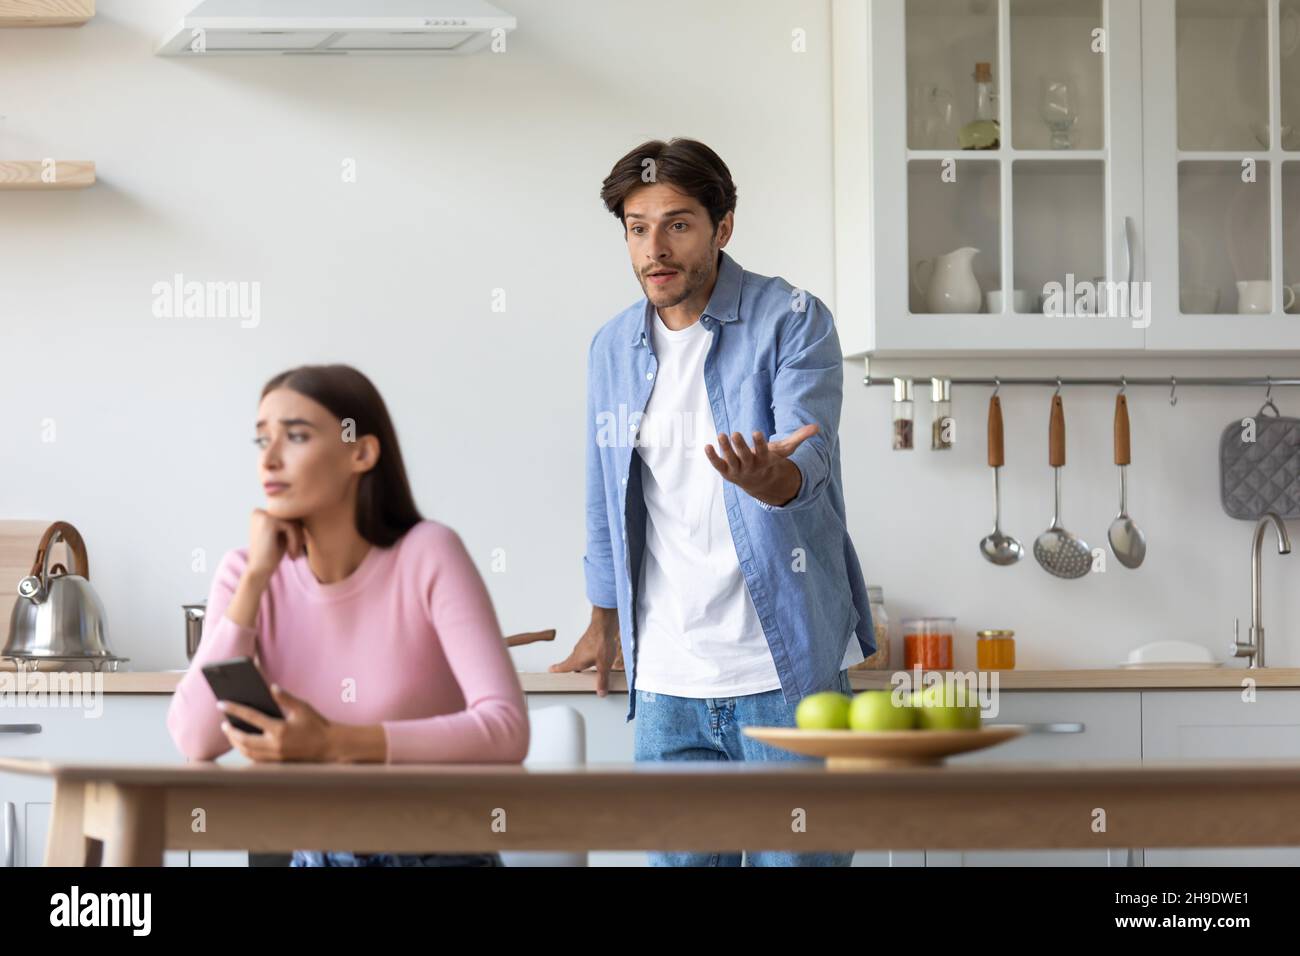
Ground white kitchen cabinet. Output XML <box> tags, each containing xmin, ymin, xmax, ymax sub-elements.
<box><xmin>834</xmin><ymin>0</ymin><xmax>1146</xmax><ymax>356</ymax></box>
<box><xmin>1</xmin><ymin>770</ymin><xmax>49</xmax><ymax>868</ymax></box>
<box><xmin>925</xmin><ymin>691</ymin><xmax>1143</xmax><ymax>866</ymax></box>
<box><xmin>1141</xmin><ymin>0</ymin><xmax>1300</xmax><ymax>350</ymax></box>
<box><xmin>0</xmin><ymin>698</ymin><xmax>189</xmax><ymax>866</ymax></box>
<box><xmin>1141</xmin><ymin>688</ymin><xmax>1300</xmax><ymax>865</ymax></box>
<box><xmin>832</xmin><ymin>0</ymin><xmax>1300</xmax><ymax>356</ymax></box>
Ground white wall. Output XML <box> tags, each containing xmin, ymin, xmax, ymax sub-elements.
<box><xmin>2</xmin><ymin>0</ymin><xmax>1294</xmax><ymax>686</ymax></box>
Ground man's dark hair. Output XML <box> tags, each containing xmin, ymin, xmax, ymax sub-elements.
<box><xmin>600</xmin><ymin>138</ymin><xmax>738</xmax><ymax>231</ymax></box>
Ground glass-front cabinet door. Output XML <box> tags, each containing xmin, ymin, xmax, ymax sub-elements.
<box><xmin>834</xmin><ymin>0</ymin><xmax>1145</xmax><ymax>356</ymax></box>
<box><xmin>1143</xmin><ymin>0</ymin><xmax>1300</xmax><ymax>350</ymax></box>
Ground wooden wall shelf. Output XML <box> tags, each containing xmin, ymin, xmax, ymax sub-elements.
<box><xmin>0</xmin><ymin>160</ymin><xmax>95</xmax><ymax>190</ymax></box>
<box><xmin>0</xmin><ymin>0</ymin><xmax>93</xmax><ymax>27</ymax></box>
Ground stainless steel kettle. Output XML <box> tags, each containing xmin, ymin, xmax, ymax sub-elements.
<box><xmin>3</xmin><ymin>521</ymin><xmax>125</xmax><ymax>668</ymax></box>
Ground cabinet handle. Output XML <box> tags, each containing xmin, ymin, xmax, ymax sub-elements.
<box><xmin>986</xmin><ymin>722</ymin><xmax>1085</xmax><ymax>734</ymax></box>
<box><xmin>0</xmin><ymin>724</ymin><xmax>42</xmax><ymax>735</ymax></box>
<box><xmin>1123</xmin><ymin>215</ymin><xmax>1136</xmax><ymax>284</ymax></box>
<box><xmin>3</xmin><ymin>802</ymin><xmax>14</xmax><ymax>868</ymax></box>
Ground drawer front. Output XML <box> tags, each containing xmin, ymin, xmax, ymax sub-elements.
<box><xmin>0</xmin><ymin>695</ymin><xmax>181</xmax><ymax>762</ymax></box>
<box><xmin>954</xmin><ymin>691</ymin><xmax>1142</xmax><ymax>763</ymax></box>
<box><xmin>1142</xmin><ymin>689</ymin><xmax>1300</xmax><ymax>866</ymax></box>
<box><xmin>933</xmin><ymin>692</ymin><xmax>1142</xmax><ymax>867</ymax></box>
<box><xmin>1142</xmin><ymin>689</ymin><xmax>1300</xmax><ymax>759</ymax></box>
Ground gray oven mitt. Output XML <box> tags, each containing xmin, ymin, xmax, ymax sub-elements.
<box><xmin>1220</xmin><ymin>400</ymin><xmax>1300</xmax><ymax>520</ymax></box>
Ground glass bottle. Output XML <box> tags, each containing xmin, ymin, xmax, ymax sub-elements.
<box><xmin>960</xmin><ymin>62</ymin><xmax>1000</xmax><ymax>150</ymax></box>
<box><xmin>856</xmin><ymin>585</ymin><xmax>891</xmax><ymax>671</ymax></box>
<box><xmin>931</xmin><ymin>377</ymin><xmax>954</xmax><ymax>450</ymax></box>
<box><xmin>892</xmin><ymin>377</ymin><xmax>915</xmax><ymax>450</ymax></box>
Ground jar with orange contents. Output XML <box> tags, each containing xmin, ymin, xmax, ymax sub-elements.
<box><xmin>976</xmin><ymin>629</ymin><xmax>1016</xmax><ymax>669</ymax></box>
<box><xmin>902</xmin><ymin>617</ymin><xmax>954</xmax><ymax>670</ymax></box>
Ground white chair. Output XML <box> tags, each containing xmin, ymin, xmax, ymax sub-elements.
<box><xmin>500</xmin><ymin>704</ymin><xmax>587</xmax><ymax>868</ymax></box>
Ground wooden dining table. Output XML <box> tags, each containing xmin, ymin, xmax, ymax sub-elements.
<box><xmin>3</xmin><ymin>756</ymin><xmax>1300</xmax><ymax>866</ymax></box>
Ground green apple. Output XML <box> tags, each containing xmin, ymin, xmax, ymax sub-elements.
<box><xmin>795</xmin><ymin>691</ymin><xmax>852</xmax><ymax>730</ymax></box>
<box><xmin>848</xmin><ymin>690</ymin><xmax>917</xmax><ymax>731</ymax></box>
<box><xmin>917</xmin><ymin>703</ymin><xmax>981</xmax><ymax>731</ymax></box>
<box><xmin>910</xmin><ymin>684</ymin><xmax>981</xmax><ymax>730</ymax></box>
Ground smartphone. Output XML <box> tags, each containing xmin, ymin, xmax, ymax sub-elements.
<box><xmin>201</xmin><ymin>656</ymin><xmax>284</xmax><ymax>734</ymax></box>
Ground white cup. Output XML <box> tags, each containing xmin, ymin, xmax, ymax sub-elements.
<box><xmin>1287</xmin><ymin>284</ymin><xmax>1300</xmax><ymax>314</ymax></box>
<box><xmin>985</xmin><ymin>289</ymin><xmax>1032</xmax><ymax>313</ymax></box>
<box><xmin>1236</xmin><ymin>279</ymin><xmax>1283</xmax><ymax>314</ymax></box>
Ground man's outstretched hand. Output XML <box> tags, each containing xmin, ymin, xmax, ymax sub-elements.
<box><xmin>704</xmin><ymin>423</ymin><xmax>819</xmax><ymax>507</ymax></box>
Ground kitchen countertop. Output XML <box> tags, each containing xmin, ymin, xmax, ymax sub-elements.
<box><xmin>4</xmin><ymin>665</ymin><xmax>1300</xmax><ymax>694</ymax></box>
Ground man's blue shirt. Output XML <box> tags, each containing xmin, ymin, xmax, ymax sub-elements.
<box><xmin>583</xmin><ymin>250</ymin><xmax>874</xmax><ymax>720</ymax></box>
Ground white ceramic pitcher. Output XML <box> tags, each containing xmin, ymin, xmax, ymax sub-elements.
<box><xmin>913</xmin><ymin>247</ymin><xmax>982</xmax><ymax>313</ymax></box>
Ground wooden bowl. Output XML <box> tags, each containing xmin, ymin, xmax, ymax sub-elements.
<box><xmin>743</xmin><ymin>725</ymin><xmax>1026</xmax><ymax>769</ymax></box>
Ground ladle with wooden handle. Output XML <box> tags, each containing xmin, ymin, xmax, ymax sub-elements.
<box><xmin>979</xmin><ymin>394</ymin><xmax>1023</xmax><ymax>565</ymax></box>
<box><xmin>1107</xmin><ymin>393</ymin><xmax>1147</xmax><ymax>569</ymax></box>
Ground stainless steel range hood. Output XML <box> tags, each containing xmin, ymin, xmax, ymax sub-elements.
<box><xmin>157</xmin><ymin>0</ymin><xmax>516</xmax><ymax>56</ymax></box>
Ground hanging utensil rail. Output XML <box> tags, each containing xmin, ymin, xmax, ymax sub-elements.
<box><xmin>861</xmin><ymin>359</ymin><xmax>1300</xmax><ymax>394</ymax></box>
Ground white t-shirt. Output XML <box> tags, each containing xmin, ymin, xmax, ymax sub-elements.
<box><xmin>632</xmin><ymin>309</ymin><xmax>863</xmax><ymax>698</ymax></box>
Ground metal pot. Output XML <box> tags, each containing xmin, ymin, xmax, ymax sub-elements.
<box><xmin>183</xmin><ymin>602</ymin><xmax>206</xmax><ymax>659</ymax></box>
<box><xmin>3</xmin><ymin>521</ymin><xmax>127</xmax><ymax>670</ymax></box>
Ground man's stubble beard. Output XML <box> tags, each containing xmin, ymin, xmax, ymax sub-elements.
<box><xmin>644</xmin><ymin>246</ymin><xmax>718</xmax><ymax>309</ymax></box>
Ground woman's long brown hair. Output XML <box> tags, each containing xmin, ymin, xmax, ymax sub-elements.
<box><xmin>261</xmin><ymin>364</ymin><xmax>423</xmax><ymax>548</ymax></box>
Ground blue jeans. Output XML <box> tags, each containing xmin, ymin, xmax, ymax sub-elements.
<box><xmin>290</xmin><ymin>851</ymin><xmax>504</xmax><ymax>867</ymax></box>
<box><xmin>633</xmin><ymin>667</ymin><xmax>855</xmax><ymax>867</ymax></box>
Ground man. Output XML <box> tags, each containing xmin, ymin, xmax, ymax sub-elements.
<box><xmin>551</xmin><ymin>138</ymin><xmax>874</xmax><ymax>867</ymax></box>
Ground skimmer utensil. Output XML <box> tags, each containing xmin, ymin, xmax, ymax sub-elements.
<box><xmin>1033</xmin><ymin>393</ymin><xmax>1092</xmax><ymax>579</ymax></box>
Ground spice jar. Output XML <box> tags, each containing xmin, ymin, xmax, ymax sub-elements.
<box><xmin>976</xmin><ymin>629</ymin><xmax>1016</xmax><ymax>669</ymax></box>
<box><xmin>892</xmin><ymin>377</ymin><xmax>915</xmax><ymax>450</ymax></box>
<box><xmin>931</xmin><ymin>377</ymin><xmax>954</xmax><ymax>450</ymax></box>
<box><xmin>854</xmin><ymin>585</ymin><xmax>891</xmax><ymax>670</ymax></box>
<box><xmin>902</xmin><ymin>617</ymin><xmax>954</xmax><ymax>670</ymax></box>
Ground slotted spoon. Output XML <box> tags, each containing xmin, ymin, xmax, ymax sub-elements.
<box><xmin>1033</xmin><ymin>394</ymin><xmax>1092</xmax><ymax>579</ymax></box>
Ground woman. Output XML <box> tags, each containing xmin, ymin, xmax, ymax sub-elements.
<box><xmin>166</xmin><ymin>364</ymin><xmax>530</xmax><ymax>867</ymax></box>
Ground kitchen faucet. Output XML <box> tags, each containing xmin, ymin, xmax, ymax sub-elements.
<box><xmin>1232</xmin><ymin>512</ymin><xmax>1292</xmax><ymax>668</ymax></box>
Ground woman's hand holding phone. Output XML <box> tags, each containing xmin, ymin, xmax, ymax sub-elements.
<box><xmin>219</xmin><ymin>684</ymin><xmax>332</xmax><ymax>762</ymax></box>
<box><xmin>219</xmin><ymin>684</ymin><xmax>387</xmax><ymax>763</ymax></box>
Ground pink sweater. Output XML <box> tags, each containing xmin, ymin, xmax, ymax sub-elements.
<box><xmin>166</xmin><ymin>520</ymin><xmax>529</xmax><ymax>764</ymax></box>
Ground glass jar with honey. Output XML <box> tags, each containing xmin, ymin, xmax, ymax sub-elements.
<box><xmin>902</xmin><ymin>617</ymin><xmax>954</xmax><ymax>670</ymax></box>
<box><xmin>976</xmin><ymin>629</ymin><xmax>1016</xmax><ymax>669</ymax></box>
